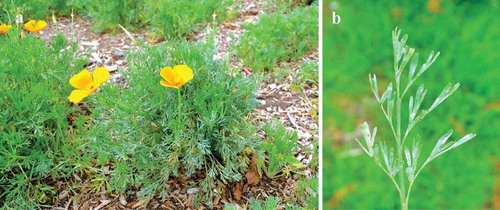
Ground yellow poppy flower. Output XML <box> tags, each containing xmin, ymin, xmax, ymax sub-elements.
<box><xmin>0</xmin><ymin>24</ymin><xmax>12</xmax><ymax>34</ymax></box>
<box><xmin>159</xmin><ymin>65</ymin><xmax>194</xmax><ymax>89</ymax></box>
<box><xmin>68</xmin><ymin>67</ymin><xmax>110</xmax><ymax>104</ymax></box>
<box><xmin>23</xmin><ymin>20</ymin><xmax>47</xmax><ymax>33</ymax></box>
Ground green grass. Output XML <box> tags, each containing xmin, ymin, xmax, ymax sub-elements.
<box><xmin>323</xmin><ymin>0</ymin><xmax>499</xmax><ymax>209</ymax></box>
<box><xmin>236</xmin><ymin>4</ymin><xmax>318</xmax><ymax>73</ymax></box>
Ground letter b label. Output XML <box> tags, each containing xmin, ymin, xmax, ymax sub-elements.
<box><xmin>332</xmin><ymin>12</ymin><xmax>341</xmax><ymax>24</ymax></box>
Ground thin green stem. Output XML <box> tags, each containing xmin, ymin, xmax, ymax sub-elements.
<box><xmin>405</xmin><ymin>181</ymin><xmax>415</xmax><ymax>207</ymax></box>
<box><xmin>177</xmin><ymin>88</ymin><xmax>181</xmax><ymax>141</ymax></box>
<box><xmin>401</xmin><ymin>79</ymin><xmax>415</xmax><ymax>99</ymax></box>
<box><xmin>401</xmin><ymin>125</ymin><xmax>412</xmax><ymax>147</ymax></box>
<box><xmin>373</xmin><ymin>159</ymin><xmax>401</xmax><ymax>194</ymax></box>
<box><xmin>71</xmin><ymin>8</ymin><xmax>75</xmax><ymax>41</ymax></box>
<box><xmin>405</xmin><ymin>159</ymin><xmax>432</xmax><ymax>205</ymax></box>
<box><xmin>396</xmin><ymin>77</ymin><xmax>408</xmax><ymax>210</ymax></box>
<box><xmin>405</xmin><ymin>161</ymin><xmax>431</xmax><ymax>208</ymax></box>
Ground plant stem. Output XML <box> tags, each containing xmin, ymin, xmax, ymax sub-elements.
<box><xmin>396</xmin><ymin>75</ymin><xmax>408</xmax><ymax>210</ymax></box>
<box><xmin>71</xmin><ymin>8</ymin><xmax>75</xmax><ymax>41</ymax></box>
<box><xmin>177</xmin><ymin>88</ymin><xmax>181</xmax><ymax>140</ymax></box>
<box><xmin>405</xmin><ymin>181</ymin><xmax>415</xmax><ymax>207</ymax></box>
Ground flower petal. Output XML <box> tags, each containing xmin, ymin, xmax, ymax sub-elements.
<box><xmin>23</xmin><ymin>20</ymin><xmax>47</xmax><ymax>33</ymax></box>
<box><xmin>92</xmin><ymin>67</ymin><xmax>110</xmax><ymax>87</ymax></box>
<box><xmin>24</xmin><ymin>20</ymin><xmax>36</xmax><ymax>32</ymax></box>
<box><xmin>160</xmin><ymin>66</ymin><xmax>177</xmax><ymax>85</ymax></box>
<box><xmin>25</xmin><ymin>20</ymin><xmax>36</xmax><ymax>26</ymax></box>
<box><xmin>69</xmin><ymin>69</ymin><xmax>93</xmax><ymax>89</ymax></box>
<box><xmin>36</xmin><ymin>20</ymin><xmax>47</xmax><ymax>31</ymax></box>
<box><xmin>160</xmin><ymin>80</ymin><xmax>179</xmax><ymax>89</ymax></box>
<box><xmin>0</xmin><ymin>24</ymin><xmax>11</xmax><ymax>34</ymax></box>
<box><xmin>174</xmin><ymin>65</ymin><xmax>194</xmax><ymax>87</ymax></box>
<box><xmin>68</xmin><ymin>89</ymin><xmax>92</xmax><ymax>104</ymax></box>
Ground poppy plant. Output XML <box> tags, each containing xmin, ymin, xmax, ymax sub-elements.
<box><xmin>23</xmin><ymin>20</ymin><xmax>47</xmax><ymax>33</ymax></box>
<box><xmin>68</xmin><ymin>67</ymin><xmax>110</xmax><ymax>104</ymax></box>
<box><xmin>160</xmin><ymin>64</ymin><xmax>194</xmax><ymax>140</ymax></box>
<box><xmin>0</xmin><ymin>24</ymin><xmax>11</xmax><ymax>34</ymax></box>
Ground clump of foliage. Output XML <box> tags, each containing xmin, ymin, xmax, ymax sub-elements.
<box><xmin>144</xmin><ymin>0</ymin><xmax>235</xmax><ymax>38</ymax></box>
<box><xmin>1</xmin><ymin>0</ymin><xmax>236</xmax><ymax>38</ymax></box>
<box><xmin>255</xmin><ymin>121</ymin><xmax>301</xmax><ymax>178</ymax></box>
<box><xmin>249</xmin><ymin>196</ymin><xmax>281</xmax><ymax>210</ymax></box>
<box><xmin>84</xmin><ymin>39</ymin><xmax>261</xmax><ymax>206</ymax></box>
<box><xmin>68</xmin><ymin>0</ymin><xmax>234</xmax><ymax>37</ymax></box>
<box><xmin>0</xmin><ymin>0</ymin><xmax>75</xmax><ymax>21</ymax></box>
<box><xmin>75</xmin><ymin>0</ymin><xmax>146</xmax><ymax>33</ymax></box>
<box><xmin>0</xmin><ymin>30</ymin><xmax>86</xmax><ymax>208</ymax></box>
<box><xmin>295</xmin><ymin>61</ymin><xmax>319</xmax><ymax>86</ymax></box>
<box><xmin>253</xmin><ymin>120</ymin><xmax>318</xmax><ymax>208</ymax></box>
<box><xmin>288</xmin><ymin>61</ymin><xmax>319</xmax><ymax>111</ymax></box>
<box><xmin>236</xmin><ymin>4</ymin><xmax>318</xmax><ymax>73</ymax></box>
<box><xmin>294</xmin><ymin>177</ymin><xmax>319</xmax><ymax>208</ymax></box>
<box><xmin>354</xmin><ymin>28</ymin><xmax>476</xmax><ymax>210</ymax></box>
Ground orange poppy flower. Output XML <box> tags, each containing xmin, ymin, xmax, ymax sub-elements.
<box><xmin>160</xmin><ymin>65</ymin><xmax>194</xmax><ymax>89</ymax></box>
<box><xmin>23</xmin><ymin>20</ymin><xmax>47</xmax><ymax>33</ymax></box>
<box><xmin>68</xmin><ymin>67</ymin><xmax>110</xmax><ymax>104</ymax></box>
<box><xmin>428</xmin><ymin>0</ymin><xmax>441</xmax><ymax>13</ymax></box>
<box><xmin>0</xmin><ymin>24</ymin><xmax>12</xmax><ymax>34</ymax></box>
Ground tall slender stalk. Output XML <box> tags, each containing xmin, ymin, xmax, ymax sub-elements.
<box><xmin>70</xmin><ymin>8</ymin><xmax>75</xmax><ymax>42</ymax></box>
<box><xmin>355</xmin><ymin>28</ymin><xmax>476</xmax><ymax>209</ymax></box>
<box><xmin>177</xmin><ymin>88</ymin><xmax>182</xmax><ymax>140</ymax></box>
<box><xmin>395</xmin><ymin>81</ymin><xmax>408</xmax><ymax>210</ymax></box>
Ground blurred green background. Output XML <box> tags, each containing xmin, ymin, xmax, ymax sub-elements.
<box><xmin>322</xmin><ymin>0</ymin><xmax>499</xmax><ymax>209</ymax></box>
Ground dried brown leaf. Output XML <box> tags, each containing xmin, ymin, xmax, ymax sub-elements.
<box><xmin>245</xmin><ymin>170</ymin><xmax>260</xmax><ymax>186</ymax></box>
<box><xmin>233</xmin><ymin>182</ymin><xmax>243</xmax><ymax>201</ymax></box>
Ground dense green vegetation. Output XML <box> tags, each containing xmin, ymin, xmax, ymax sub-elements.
<box><xmin>236</xmin><ymin>4</ymin><xmax>318</xmax><ymax>73</ymax></box>
<box><xmin>0</xmin><ymin>0</ymin><xmax>234</xmax><ymax>38</ymax></box>
<box><xmin>0</xmin><ymin>29</ymin><xmax>87</xmax><ymax>208</ymax></box>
